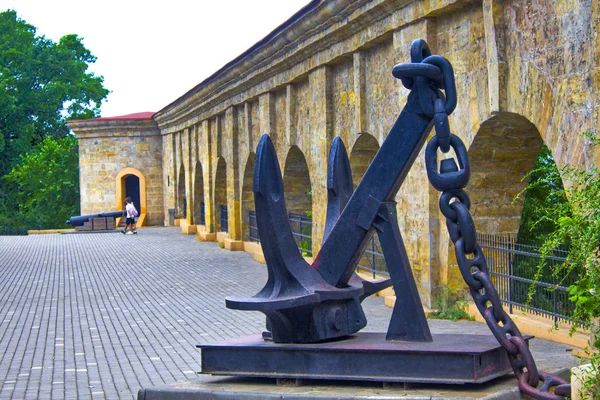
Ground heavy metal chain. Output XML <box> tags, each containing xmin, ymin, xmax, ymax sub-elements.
<box><xmin>394</xmin><ymin>41</ymin><xmax>571</xmax><ymax>400</ymax></box>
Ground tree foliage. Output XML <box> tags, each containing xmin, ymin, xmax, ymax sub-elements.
<box><xmin>0</xmin><ymin>9</ymin><xmax>108</xmax><ymax>176</ymax></box>
<box><xmin>517</xmin><ymin>145</ymin><xmax>569</xmax><ymax>244</ymax></box>
<box><xmin>4</xmin><ymin>135</ymin><xmax>80</xmax><ymax>230</ymax></box>
<box><xmin>0</xmin><ymin>10</ymin><xmax>108</xmax><ymax>231</ymax></box>
<box><xmin>520</xmin><ymin>135</ymin><xmax>600</xmax><ymax>396</ymax></box>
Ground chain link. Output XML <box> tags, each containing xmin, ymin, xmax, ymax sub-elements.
<box><xmin>394</xmin><ymin>41</ymin><xmax>572</xmax><ymax>399</ymax></box>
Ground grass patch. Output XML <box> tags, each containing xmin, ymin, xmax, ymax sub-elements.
<box><xmin>428</xmin><ymin>284</ymin><xmax>473</xmax><ymax>322</ymax></box>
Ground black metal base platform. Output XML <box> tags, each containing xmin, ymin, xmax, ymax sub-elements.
<box><xmin>198</xmin><ymin>333</ymin><xmax>528</xmax><ymax>384</ymax></box>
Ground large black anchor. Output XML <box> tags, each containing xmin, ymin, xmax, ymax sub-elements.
<box><xmin>214</xmin><ymin>39</ymin><xmax>572</xmax><ymax>399</ymax></box>
<box><xmin>226</xmin><ymin>39</ymin><xmax>446</xmax><ymax>344</ymax></box>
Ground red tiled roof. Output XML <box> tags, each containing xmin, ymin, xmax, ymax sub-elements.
<box><xmin>69</xmin><ymin>112</ymin><xmax>155</xmax><ymax>122</ymax></box>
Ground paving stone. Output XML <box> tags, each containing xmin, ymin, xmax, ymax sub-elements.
<box><xmin>0</xmin><ymin>227</ymin><xmax>579</xmax><ymax>399</ymax></box>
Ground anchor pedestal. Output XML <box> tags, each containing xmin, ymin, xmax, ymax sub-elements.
<box><xmin>199</xmin><ymin>333</ymin><xmax>527</xmax><ymax>384</ymax></box>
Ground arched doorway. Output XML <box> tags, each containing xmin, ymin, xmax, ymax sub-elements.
<box><xmin>214</xmin><ymin>157</ymin><xmax>228</xmax><ymax>232</ymax></box>
<box><xmin>193</xmin><ymin>161</ymin><xmax>205</xmax><ymax>225</ymax></box>
<box><xmin>116</xmin><ymin>167</ymin><xmax>147</xmax><ymax>226</ymax></box>
<box><xmin>241</xmin><ymin>153</ymin><xmax>256</xmax><ymax>241</ymax></box>
<box><xmin>125</xmin><ymin>175</ymin><xmax>140</xmax><ymax>210</ymax></box>
<box><xmin>177</xmin><ymin>164</ymin><xmax>186</xmax><ymax>219</ymax></box>
<box><xmin>283</xmin><ymin>146</ymin><xmax>312</xmax><ymax>254</ymax></box>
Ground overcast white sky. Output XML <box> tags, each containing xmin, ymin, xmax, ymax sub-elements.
<box><xmin>1</xmin><ymin>0</ymin><xmax>310</xmax><ymax>117</ymax></box>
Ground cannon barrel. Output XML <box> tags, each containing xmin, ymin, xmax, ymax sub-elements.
<box><xmin>66</xmin><ymin>211</ymin><xmax>123</xmax><ymax>227</ymax></box>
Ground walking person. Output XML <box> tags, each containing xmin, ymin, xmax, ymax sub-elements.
<box><xmin>121</xmin><ymin>197</ymin><xmax>138</xmax><ymax>235</ymax></box>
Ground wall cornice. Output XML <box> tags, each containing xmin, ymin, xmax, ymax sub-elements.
<box><xmin>68</xmin><ymin>119</ymin><xmax>160</xmax><ymax>140</ymax></box>
<box><xmin>153</xmin><ymin>0</ymin><xmax>472</xmax><ymax>134</ymax></box>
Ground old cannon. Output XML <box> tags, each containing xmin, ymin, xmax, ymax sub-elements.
<box><xmin>198</xmin><ymin>39</ymin><xmax>570</xmax><ymax>399</ymax></box>
<box><xmin>66</xmin><ymin>211</ymin><xmax>123</xmax><ymax>228</ymax></box>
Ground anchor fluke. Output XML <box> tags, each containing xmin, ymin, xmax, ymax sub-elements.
<box><xmin>226</xmin><ymin>134</ymin><xmax>366</xmax><ymax>343</ymax></box>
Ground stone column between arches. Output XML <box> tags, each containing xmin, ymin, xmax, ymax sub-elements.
<box><xmin>195</xmin><ymin>120</ymin><xmax>217</xmax><ymax>241</ymax></box>
<box><xmin>223</xmin><ymin>107</ymin><xmax>243</xmax><ymax>250</ymax></box>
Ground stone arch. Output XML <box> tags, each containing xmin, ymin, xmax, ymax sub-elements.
<box><xmin>449</xmin><ymin>112</ymin><xmax>569</xmax><ymax>309</ymax></box>
<box><xmin>349</xmin><ymin>133</ymin><xmax>380</xmax><ymax>189</ymax></box>
<box><xmin>467</xmin><ymin>113</ymin><xmax>545</xmax><ymax>235</ymax></box>
<box><xmin>241</xmin><ymin>153</ymin><xmax>256</xmax><ymax>241</ymax></box>
<box><xmin>283</xmin><ymin>146</ymin><xmax>312</xmax><ymax>254</ymax></box>
<box><xmin>214</xmin><ymin>157</ymin><xmax>228</xmax><ymax>232</ymax></box>
<box><xmin>349</xmin><ymin>133</ymin><xmax>385</xmax><ymax>276</ymax></box>
<box><xmin>177</xmin><ymin>164</ymin><xmax>186</xmax><ymax>219</ymax></box>
<box><xmin>283</xmin><ymin>146</ymin><xmax>312</xmax><ymax>216</ymax></box>
<box><xmin>116</xmin><ymin>167</ymin><xmax>147</xmax><ymax>226</ymax></box>
<box><xmin>193</xmin><ymin>161</ymin><xmax>205</xmax><ymax>225</ymax></box>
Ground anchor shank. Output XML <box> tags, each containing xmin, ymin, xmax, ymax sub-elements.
<box><xmin>313</xmin><ymin>104</ymin><xmax>433</xmax><ymax>287</ymax></box>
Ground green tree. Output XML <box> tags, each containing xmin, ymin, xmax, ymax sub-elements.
<box><xmin>0</xmin><ymin>9</ymin><xmax>108</xmax><ymax>231</ymax></box>
<box><xmin>4</xmin><ymin>135</ymin><xmax>80</xmax><ymax>230</ymax></box>
<box><xmin>0</xmin><ymin>9</ymin><xmax>109</xmax><ymax>177</ymax></box>
<box><xmin>517</xmin><ymin>145</ymin><xmax>569</xmax><ymax>244</ymax></box>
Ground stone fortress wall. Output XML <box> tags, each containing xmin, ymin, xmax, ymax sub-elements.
<box><xmin>68</xmin><ymin>0</ymin><xmax>599</xmax><ymax>307</ymax></box>
<box><xmin>68</xmin><ymin>116</ymin><xmax>164</xmax><ymax>226</ymax></box>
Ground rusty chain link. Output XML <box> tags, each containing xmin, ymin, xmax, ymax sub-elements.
<box><xmin>394</xmin><ymin>40</ymin><xmax>571</xmax><ymax>400</ymax></box>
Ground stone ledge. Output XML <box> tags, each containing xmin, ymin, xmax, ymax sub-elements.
<box><xmin>28</xmin><ymin>229</ymin><xmax>76</xmax><ymax>235</ymax></box>
<box><xmin>243</xmin><ymin>241</ymin><xmax>266</xmax><ymax>264</ymax></box>
<box><xmin>467</xmin><ymin>302</ymin><xmax>589</xmax><ymax>350</ymax></box>
<box><xmin>224</xmin><ymin>239</ymin><xmax>244</xmax><ymax>251</ymax></box>
<box><xmin>137</xmin><ymin>368</ymin><xmax>526</xmax><ymax>400</ymax></box>
<box><xmin>179</xmin><ymin>220</ymin><xmax>197</xmax><ymax>235</ymax></box>
<box><xmin>196</xmin><ymin>231</ymin><xmax>216</xmax><ymax>242</ymax></box>
<box><xmin>383</xmin><ymin>298</ymin><xmax>590</xmax><ymax>349</ymax></box>
<box><xmin>216</xmin><ymin>232</ymin><xmax>228</xmax><ymax>245</ymax></box>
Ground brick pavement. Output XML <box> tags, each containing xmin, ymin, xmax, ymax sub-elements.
<box><xmin>0</xmin><ymin>227</ymin><xmax>578</xmax><ymax>399</ymax></box>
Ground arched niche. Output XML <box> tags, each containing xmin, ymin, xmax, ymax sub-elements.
<box><xmin>467</xmin><ymin>113</ymin><xmax>545</xmax><ymax>235</ymax></box>
<box><xmin>283</xmin><ymin>146</ymin><xmax>312</xmax><ymax>216</ymax></box>
<box><xmin>241</xmin><ymin>153</ymin><xmax>256</xmax><ymax>241</ymax></box>
<box><xmin>349</xmin><ymin>133</ymin><xmax>385</xmax><ymax>276</ymax></box>
<box><xmin>283</xmin><ymin>146</ymin><xmax>312</xmax><ymax>255</ymax></box>
<box><xmin>193</xmin><ymin>161</ymin><xmax>205</xmax><ymax>225</ymax></box>
<box><xmin>177</xmin><ymin>164</ymin><xmax>186</xmax><ymax>219</ymax></box>
<box><xmin>349</xmin><ymin>133</ymin><xmax>380</xmax><ymax>189</ymax></box>
<box><xmin>214</xmin><ymin>157</ymin><xmax>228</xmax><ymax>232</ymax></box>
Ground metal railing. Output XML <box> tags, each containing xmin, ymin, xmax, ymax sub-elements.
<box><xmin>199</xmin><ymin>202</ymin><xmax>205</xmax><ymax>225</ymax></box>
<box><xmin>247</xmin><ymin>211</ymin><xmax>313</xmax><ymax>256</ymax></box>
<box><xmin>219</xmin><ymin>205</ymin><xmax>228</xmax><ymax>232</ymax></box>
<box><xmin>248</xmin><ymin>210</ymin><xmax>260</xmax><ymax>242</ymax></box>
<box><xmin>357</xmin><ymin>235</ymin><xmax>388</xmax><ymax>278</ymax></box>
<box><xmin>288</xmin><ymin>213</ymin><xmax>313</xmax><ymax>256</ymax></box>
<box><xmin>477</xmin><ymin>233</ymin><xmax>580</xmax><ymax>326</ymax></box>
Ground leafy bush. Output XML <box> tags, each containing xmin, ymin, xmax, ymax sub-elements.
<box><xmin>520</xmin><ymin>134</ymin><xmax>600</xmax><ymax>396</ymax></box>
